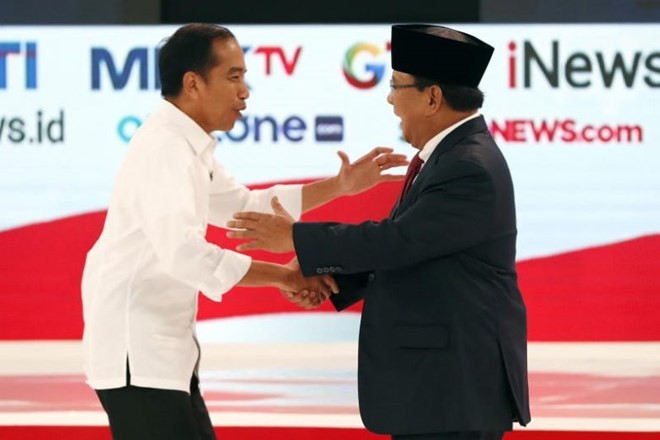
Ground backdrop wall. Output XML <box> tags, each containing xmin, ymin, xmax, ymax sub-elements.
<box><xmin>0</xmin><ymin>24</ymin><xmax>658</xmax><ymax>342</ymax></box>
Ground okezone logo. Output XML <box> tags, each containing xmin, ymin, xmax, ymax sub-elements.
<box><xmin>0</xmin><ymin>42</ymin><xmax>37</xmax><ymax>89</ymax></box>
<box><xmin>117</xmin><ymin>114</ymin><xmax>344</xmax><ymax>144</ymax></box>
<box><xmin>342</xmin><ymin>42</ymin><xmax>390</xmax><ymax>89</ymax></box>
<box><xmin>216</xmin><ymin>114</ymin><xmax>344</xmax><ymax>143</ymax></box>
<box><xmin>314</xmin><ymin>116</ymin><xmax>343</xmax><ymax>142</ymax></box>
<box><xmin>507</xmin><ymin>40</ymin><xmax>660</xmax><ymax>89</ymax></box>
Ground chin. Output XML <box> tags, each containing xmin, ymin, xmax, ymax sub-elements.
<box><xmin>218</xmin><ymin>120</ymin><xmax>235</xmax><ymax>132</ymax></box>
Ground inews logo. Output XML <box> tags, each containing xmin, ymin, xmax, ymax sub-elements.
<box><xmin>489</xmin><ymin>119</ymin><xmax>643</xmax><ymax>144</ymax></box>
<box><xmin>507</xmin><ymin>40</ymin><xmax>660</xmax><ymax>89</ymax></box>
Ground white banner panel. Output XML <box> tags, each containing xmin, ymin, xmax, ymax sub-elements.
<box><xmin>0</xmin><ymin>24</ymin><xmax>658</xmax><ymax>259</ymax></box>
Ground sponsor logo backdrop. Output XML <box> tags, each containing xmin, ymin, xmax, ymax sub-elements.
<box><xmin>0</xmin><ymin>25</ymin><xmax>658</xmax><ymax>341</ymax></box>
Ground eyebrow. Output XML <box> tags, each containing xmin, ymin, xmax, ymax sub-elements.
<box><xmin>227</xmin><ymin>66</ymin><xmax>246</xmax><ymax>75</ymax></box>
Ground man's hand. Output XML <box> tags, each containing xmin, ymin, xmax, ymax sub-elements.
<box><xmin>280</xmin><ymin>257</ymin><xmax>337</xmax><ymax>309</ymax></box>
<box><xmin>227</xmin><ymin>197</ymin><xmax>294</xmax><ymax>253</ymax></box>
<box><xmin>336</xmin><ymin>147</ymin><xmax>408</xmax><ymax>196</ymax></box>
<box><xmin>281</xmin><ymin>257</ymin><xmax>338</xmax><ymax>309</ymax></box>
<box><xmin>281</xmin><ymin>289</ymin><xmax>327</xmax><ymax>309</ymax></box>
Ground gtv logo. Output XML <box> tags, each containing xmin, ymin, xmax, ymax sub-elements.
<box><xmin>92</xmin><ymin>45</ymin><xmax>302</xmax><ymax>91</ymax></box>
<box><xmin>0</xmin><ymin>42</ymin><xmax>37</xmax><ymax>89</ymax></box>
<box><xmin>342</xmin><ymin>42</ymin><xmax>391</xmax><ymax>89</ymax></box>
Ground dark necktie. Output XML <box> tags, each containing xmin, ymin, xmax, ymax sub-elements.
<box><xmin>397</xmin><ymin>152</ymin><xmax>424</xmax><ymax>205</ymax></box>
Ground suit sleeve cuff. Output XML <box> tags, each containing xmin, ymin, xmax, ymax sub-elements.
<box><xmin>293</xmin><ymin>222</ymin><xmax>320</xmax><ymax>277</ymax></box>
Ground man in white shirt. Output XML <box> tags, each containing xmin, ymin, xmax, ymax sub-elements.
<box><xmin>82</xmin><ymin>23</ymin><xmax>407</xmax><ymax>439</ymax></box>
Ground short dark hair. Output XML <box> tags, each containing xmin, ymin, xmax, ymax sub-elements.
<box><xmin>414</xmin><ymin>76</ymin><xmax>485</xmax><ymax>112</ymax></box>
<box><xmin>158</xmin><ymin>23</ymin><xmax>235</xmax><ymax>97</ymax></box>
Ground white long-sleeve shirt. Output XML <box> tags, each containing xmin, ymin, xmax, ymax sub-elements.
<box><xmin>82</xmin><ymin>100</ymin><xmax>302</xmax><ymax>392</ymax></box>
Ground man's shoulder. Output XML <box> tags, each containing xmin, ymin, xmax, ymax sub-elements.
<box><xmin>130</xmin><ymin>116</ymin><xmax>189</xmax><ymax>152</ymax></box>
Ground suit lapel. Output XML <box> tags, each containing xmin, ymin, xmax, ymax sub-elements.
<box><xmin>390</xmin><ymin>116</ymin><xmax>490</xmax><ymax>218</ymax></box>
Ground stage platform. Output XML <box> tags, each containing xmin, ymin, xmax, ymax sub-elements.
<box><xmin>1</xmin><ymin>340</ymin><xmax>658</xmax><ymax>439</ymax></box>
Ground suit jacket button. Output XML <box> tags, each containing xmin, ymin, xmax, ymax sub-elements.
<box><xmin>329</xmin><ymin>267</ymin><xmax>336</xmax><ymax>273</ymax></box>
<box><xmin>322</xmin><ymin>267</ymin><xmax>330</xmax><ymax>274</ymax></box>
<box><xmin>316</xmin><ymin>268</ymin><xmax>323</xmax><ymax>274</ymax></box>
<box><xmin>336</xmin><ymin>266</ymin><xmax>343</xmax><ymax>273</ymax></box>
<box><xmin>368</xmin><ymin>273</ymin><xmax>375</xmax><ymax>282</ymax></box>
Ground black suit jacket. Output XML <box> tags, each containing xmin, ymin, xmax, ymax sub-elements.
<box><xmin>293</xmin><ymin>116</ymin><xmax>531</xmax><ymax>435</ymax></box>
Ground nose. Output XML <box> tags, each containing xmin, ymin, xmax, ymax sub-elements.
<box><xmin>239</xmin><ymin>80</ymin><xmax>250</xmax><ymax>100</ymax></box>
<box><xmin>387</xmin><ymin>91</ymin><xmax>393</xmax><ymax>105</ymax></box>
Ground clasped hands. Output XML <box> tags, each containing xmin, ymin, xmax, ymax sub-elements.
<box><xmin>227</xmin><ymin>196</ymin><xmax>330</xmax><ymax>309</ymax></box>
<box><xmin>226</xmin><ymin>147</ymin><xmax>407</xmax><ymax>308</ymax></box>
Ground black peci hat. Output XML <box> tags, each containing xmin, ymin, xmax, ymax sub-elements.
<box><xmin>391</xmin><ymin>24</ymin><xmax>494</xmax><ymax>88</ymax></box>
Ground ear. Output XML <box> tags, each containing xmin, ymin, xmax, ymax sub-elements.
<box><xmin>181</xmin><ymin>71</ymin><xmax>201</xmax><ymax>98</ymax></box>
<box><xmin>425</xmin><ymin>85</ymin><xmax>443</xmax><ymax>115</ymax></box>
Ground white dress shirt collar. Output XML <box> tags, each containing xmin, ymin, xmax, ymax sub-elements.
<box><xmin>418</xmin><ymin>112</ymin><xmax>481</xmax><ymax>164</ymax></box>
<box><xmin>158</xmin><ymin>99</ymin><xmax>217</xmax><ymax>156</ymax></box>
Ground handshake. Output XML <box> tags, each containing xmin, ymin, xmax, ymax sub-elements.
<box><xmin>225</xmin><ymin>147</ymin><xmax>407</xmax><ymax>309</ymax></box>
<box><xmin>280</xmin><ymin>257</ymin><xmax>338</xmax><ymax>310</ymax></box>
<box><xmin>226</xmin><ymin>196</ymin><xmax>338</xmax><ymax>310</ymax></box>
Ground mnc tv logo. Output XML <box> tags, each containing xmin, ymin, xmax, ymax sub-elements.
<box><xmin>0</xmin><ymin>42</ymin><xmax>37</xmax><ymax>89</ymax></box>
<box><xmin>507</xmin><ymin>40</ymin><xmax>660</xmax><ymax>88</ymax></box>
<box><xmin>92</xmin><ymin>45</ymin><xmax>302</xmax><ymax>91</ymax></box>
<box><xmin>242</xmin><ymin>45</ymin><xmax>302</xmax><ymax>76</ymax></box>
<box><xmin>343</xmin><ymin>42</ymin><xmax>391</xmax><ymax>89</ymax></box>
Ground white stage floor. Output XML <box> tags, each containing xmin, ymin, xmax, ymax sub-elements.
<box><xmin>1</xmin><ymin>341</ymin><xmax>659</xmax><ymax>433</ymax></box>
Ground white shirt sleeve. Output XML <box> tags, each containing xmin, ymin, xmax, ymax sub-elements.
<box><xmin>207</xmin><ymin>159</ymin><xmax>303</xmax><ymax>227</ymax></box>
<box><xmin>137</xmin><ymin>143</ymin><xmax>251</xmax><ymax>301</ymax></box>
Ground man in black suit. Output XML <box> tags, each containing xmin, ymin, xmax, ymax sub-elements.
<box><xmin>227</xmin><ymin>24</ymin><xmax>531</xmax><ymax>440</ymax></box>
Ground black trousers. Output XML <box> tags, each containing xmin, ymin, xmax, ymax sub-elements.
<box><xmin>392</xmin><ymin>432</ymin><xmax>505</xmax><ymax>440</ymax></box>
<box><xmin>96</xmin><ymin>368</ymin><xmax>215</xmax><ymax>440</ymax></box>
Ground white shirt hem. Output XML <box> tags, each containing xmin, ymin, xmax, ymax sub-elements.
<box><xmin>89</xmin><ymin>376</ymin><xmax>190</xmax><ymax>393</ymax></box>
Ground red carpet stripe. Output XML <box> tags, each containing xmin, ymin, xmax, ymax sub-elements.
<box><xmin>0</xmin><ymin>179</ymin><xmax>658</xmax><ymax>341</ymax></box>
<box><xmin>0</xmin><ymin>427</ymin><xmax>658</xmax><ymax>440</ymax></box>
